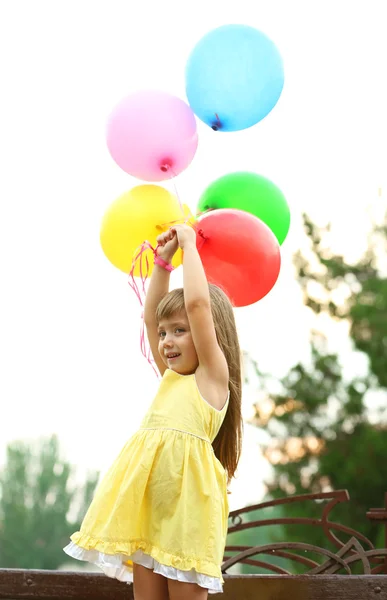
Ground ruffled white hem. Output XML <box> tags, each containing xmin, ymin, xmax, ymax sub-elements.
<box><xmin>63</xmin><ymin>541</ymin><xmax>223</xmax><ymax>594</ymax></box>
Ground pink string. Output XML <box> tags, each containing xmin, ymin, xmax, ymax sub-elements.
<box><xmin>128</xmin><ymin>241</ymin><xmax>160</xmax><ymax>378</ymax></box>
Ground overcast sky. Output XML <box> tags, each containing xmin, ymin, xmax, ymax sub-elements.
<box><xmin>0</xmin><ymin>0</ymin><xmax>385</xmax><ymax>509</ymax></box>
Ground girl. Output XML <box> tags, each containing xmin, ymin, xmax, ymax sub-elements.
<box><xmin>64</xmin><ymin>223</ymin><xmax>243</xmax><ymax>599</ymax></box>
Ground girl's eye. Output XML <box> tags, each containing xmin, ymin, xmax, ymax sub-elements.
<box><xmin>158</xmin><ymin>331</ymin><xmax>166</xmax><ymax>338</ymax></box>
<box><xmin>175</xmin><ymin>328</ymin><xmax>185</xmax><ymax>334</ymax></box>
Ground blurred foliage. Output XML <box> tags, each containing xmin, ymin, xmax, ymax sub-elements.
<box><xmin>248</xmin><ymin>211</ymin><xmax>387</xmax><ymax>564</ymax></box>
<box><xmin>0</xmin><ymin>435</ymin><xmax>98</xmax><ymax>569</ymax></box>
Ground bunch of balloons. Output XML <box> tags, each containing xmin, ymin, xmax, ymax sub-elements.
<box><xmin>100</xmin><ymin>24</ymin><xmax>289</xmax><ymax>308</ymax></box>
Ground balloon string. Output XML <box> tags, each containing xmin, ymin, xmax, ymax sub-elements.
<box><xmin>165</xmin><ymin>166</ymin><xmax>205</xmax><ymax>227</ymax></box>
<box><xmin>169</xmin><ymin>167</ymin><xmax>187</xmax><ymax>219</ymax></box>
<box><xmin>128</xmin><ymin>242</ymin><xmax>160</xmax><ymax>379</ymax></box>
<box><xmin>159</xmin><ymin>216</ymin><xmax>189</xmax><ymax>229</ymax></box>
<box><xmin>196</xmin><ymin>207</ymin><xmax>213</xmax><ymax>218</ymax></box>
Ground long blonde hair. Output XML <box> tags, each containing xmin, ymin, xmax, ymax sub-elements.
<box><xmin>156</xmin><ymin>284</ymin><xmax>243</xmax><ymax>481</ymax></box>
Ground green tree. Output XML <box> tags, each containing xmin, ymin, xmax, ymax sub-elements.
<box><xmin>0</xmin><ymin>435</ymin><xmax>98</xmax><ymax>569</ymax></box>
<box><xmin>251</xmin><ymin>213</ymin><xmax>387</xmax><ymax>555</ymax></box>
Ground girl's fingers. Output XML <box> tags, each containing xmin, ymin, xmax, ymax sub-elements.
<box><xmin>156</xmin><ymin>229</ymin><xmax>176</xmax><ymax>246</ymax></box>
<box><xmin>157</xmin><ymin>232</ymin><xmax>169</xmax><ymax>243</ymax></box>
<box><xmin>164</xmin><ymin>230</ymin><xmax>176</xmax><ymax>243</ymax></box>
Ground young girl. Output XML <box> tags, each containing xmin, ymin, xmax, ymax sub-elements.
<box><xmin>64</xmin><ymin>223</ymin><xmax>243</xmax><ymax>599</ymax></box>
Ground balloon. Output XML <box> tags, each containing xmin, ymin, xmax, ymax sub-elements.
<box><xmin>106</xmin><ymin>91</ymin><xmax>198</xmax><ymax>181</ymax></box>
<box><xmin>185</xmin><ymin>24</ymin><xmax>284</xmax><ymax>132</ymax></box>
<box><xmin>100</xmin><ymin>185</ymin><xmax>192</xmax><ymax>275</ymax></box>
<box><xmin>196</xmin><ymin>209</ymin><xmax>281</xmax><ymax>307</ymax></box>
<box><xmin>198</xmin><ymin>172</ymin><xmax>290</xmax><ymax>245</ymax></box>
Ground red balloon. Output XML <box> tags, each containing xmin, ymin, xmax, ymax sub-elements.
<box><xmin>195</xmin><ymin>209</ymin><xmax>281</xmax><ymax>307</ymax></box>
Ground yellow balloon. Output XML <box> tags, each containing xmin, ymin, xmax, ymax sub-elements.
<box><xmin>100</xmin><ymin>185</ymin><xmax>193</xmax><ymax>275</ymax></box>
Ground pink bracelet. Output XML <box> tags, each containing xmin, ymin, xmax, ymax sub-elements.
<box><xmin>154</xmin><ymin>256</ymin><xmax>174</xmax><ymax>272</ymax></box>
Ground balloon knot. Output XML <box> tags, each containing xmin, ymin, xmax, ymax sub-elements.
<box><xmin>212</xmin><ymin>113</ymin><xmax>221</xmax><ymax>131</ymax></box>
<box><xmin>160</xmin><ymin>159</ymin><xmax>172</xmax><ymax>173</ymax></box>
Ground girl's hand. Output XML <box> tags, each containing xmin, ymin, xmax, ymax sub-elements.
<box><xmin>170</xmin><ymin>224</ymin><xmax>196</xmax><ymax>250</ymax></box>
<box><xmin>156</xmin><ymin>229</ymin><xmax>179</xmax><ymax>263</ymax></box>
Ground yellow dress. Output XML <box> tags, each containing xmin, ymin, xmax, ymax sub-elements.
<box><xmin>64</xmin><ymin>369</ymin><xmax>229</xmax><ymax>594</ymax></box>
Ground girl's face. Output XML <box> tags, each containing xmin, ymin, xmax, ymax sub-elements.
<box><xmin>157</xmin><ymin>310</ymin><xmax>199</xmax><ymax>375</ymax></box>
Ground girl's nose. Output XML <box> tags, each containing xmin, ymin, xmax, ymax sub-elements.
<box><xmin>163</xmin><ymin>334</ymin><xmax>173</xmax><ymax>347</ymax></box>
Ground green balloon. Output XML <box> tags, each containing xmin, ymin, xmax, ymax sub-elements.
<box><xmin>197</xmin><ymin>172</ymin><xmax>290</xmax><ymax>245</ymax></box>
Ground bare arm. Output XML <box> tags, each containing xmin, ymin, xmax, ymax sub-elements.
<box><xmin>173</xmin><ymin>225</ymin><xmax>229</xmax><ymax>406</ymax></box>
<box><xmin>144</xmin><ymin>235</ymin><xmax>178</xmax><ymax>375</ymax></box>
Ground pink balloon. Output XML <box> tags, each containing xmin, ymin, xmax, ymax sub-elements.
<box><xmin>106</xmin><ymin>90</ymin><xmax>198</xmax><ymax>182</ymax></box>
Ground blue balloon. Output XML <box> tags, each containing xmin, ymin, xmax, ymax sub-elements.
<box><xmin>185</xmin><ymin>25</ymin><xmax>284</xmax><ymax>132</ymax></box>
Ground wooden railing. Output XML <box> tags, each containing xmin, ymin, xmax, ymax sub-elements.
<box><xmin>1</xmin><ymin>490</ymin><xmax>387</xmax><ymax>599</ymax></box>
<box><xmin>1</xmin><ymin>569</ymin><xmax>386</xmax><ymax>599</ymax></box>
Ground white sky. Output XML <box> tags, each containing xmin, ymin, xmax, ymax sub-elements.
<box><xmin>0</xmin><ymin>0</ymin><xmax>385</xmax><ymax>510</ymax></box>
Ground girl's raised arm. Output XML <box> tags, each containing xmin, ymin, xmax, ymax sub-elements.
<box><xmin>173</xmin><ymin>225</ymin><xmax>229</xmax><ymax>400</ymax></box>
<box><xmin>144</xmin><ymin>234</ymin><xmax>178</xmax><ymax>375</ymax></box>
